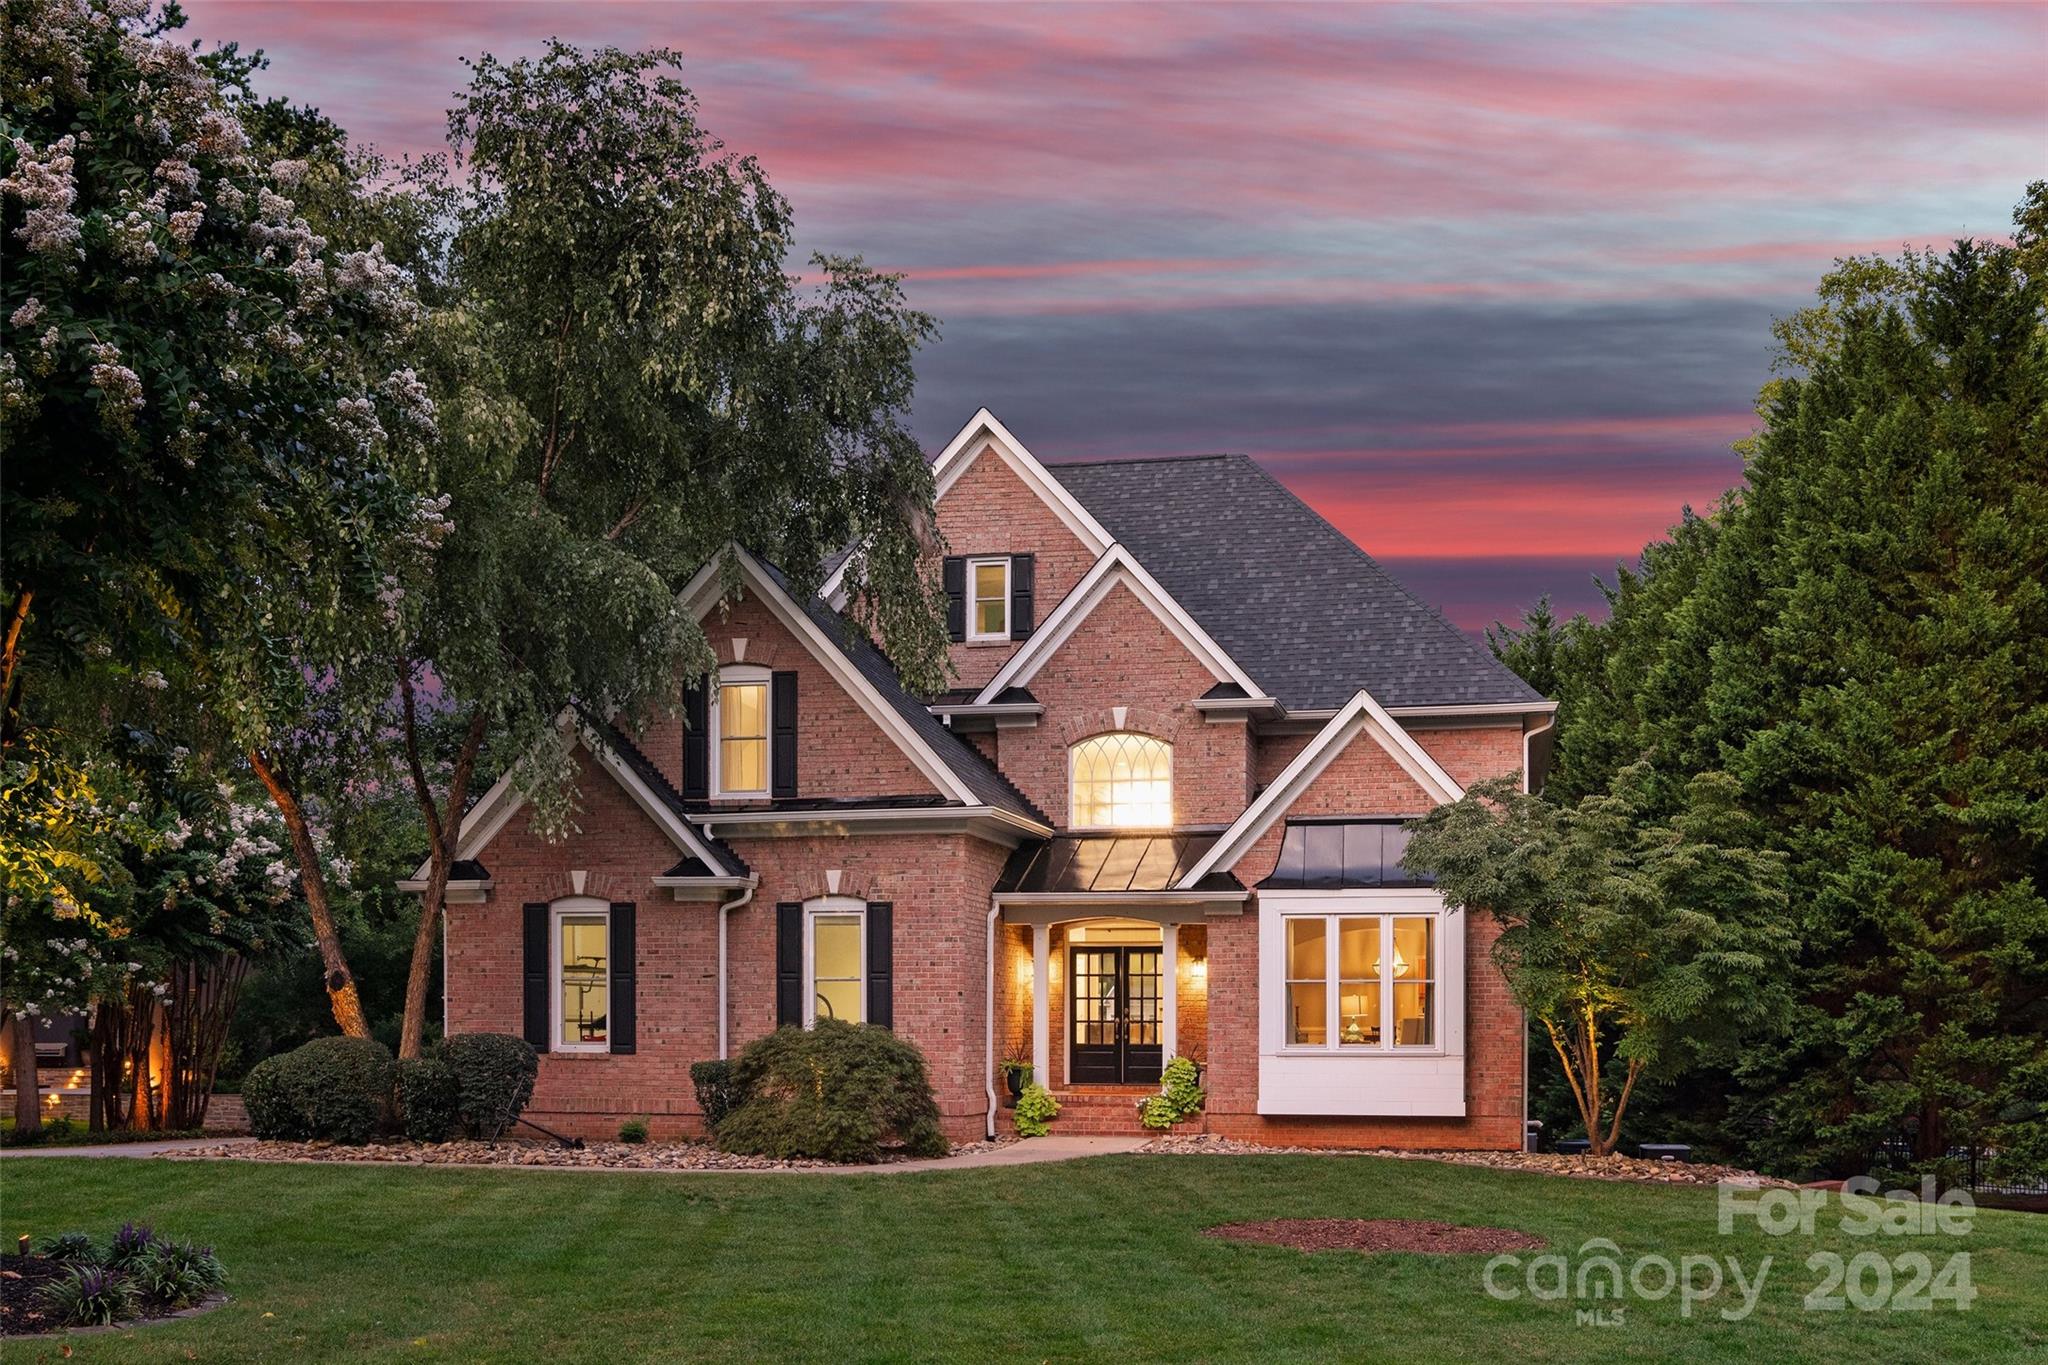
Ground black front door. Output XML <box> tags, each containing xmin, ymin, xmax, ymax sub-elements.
<box><xmin>1069</xmin><ymin>946</ymin><xmax>1163</xmax><ymax>1084</ymax></box>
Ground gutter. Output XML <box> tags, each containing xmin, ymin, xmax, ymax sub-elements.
<box><xmin>716</xmin><ymin>881</ymin><xmax>757</xmax><ymax>1060</ymax></box>
<box><xmin>1521</xmin><ymin>710</ymin><xmax>1559</xmax><ymax>795</ymax></box>
<box><xmin>985</xmin><ymin>896</ymin><xmax>1001</xmax><ymax>1140</ymax></box>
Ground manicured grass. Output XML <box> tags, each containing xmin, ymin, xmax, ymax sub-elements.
<box><xmin>2</xmin><ymin>1154</ymin><xmax>2043</xmax><ymax>1362</ymax></box>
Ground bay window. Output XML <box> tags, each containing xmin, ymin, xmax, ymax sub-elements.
<box><xmin>1281</xmin><ymin>911</ymin><xmax>1436</xmax><ymax>1051</ymax></box>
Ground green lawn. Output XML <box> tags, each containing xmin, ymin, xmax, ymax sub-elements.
<box><xmin>2</xmin><ymin>1154</ymin><xmax>2043</xmax><ymax>1362</ymax></box>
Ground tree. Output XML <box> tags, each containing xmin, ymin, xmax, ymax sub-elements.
<box><xmin>1</xmin><ymin>0</ymin><xmax>440</xmax><ymax>1038</ymax></box>
<box><xmin>1405</xmin><ymin>771</ymin><xmax>1793</xmax><ymax>1155</ymax></box>
<box><xmin>374</xmin><ymin>41</ymin><xmax>946</xmax><ymax>1058</ymax></box>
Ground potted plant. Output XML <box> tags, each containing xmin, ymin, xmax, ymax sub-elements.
<box><xmin>999</xmin><ymin>1059</ymin><xmax>1033</xmax><ymax>1103</ymax></box>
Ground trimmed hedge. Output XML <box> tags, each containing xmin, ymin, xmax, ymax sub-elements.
<box><xmin>716</xmin><ymin>1020</ymin><xmax>947</xmax><ymax>1163</ymax></box>
<box><xmin>689</xmin><ymin>1059</ymin><xmax>745</xmax><ymax>1133</ymax></box>
<box><xmin>438</xmin><ymin>1032</ymin><xmax>538</xmax><ymax>1140</ymax></box>
<box><xmin>395</xmin><ymin>1056</ymin><xmax>461</xmax><ymax>1143</ymax></box>
<box><xmin>243</xmin><ymin>1036</ymin><xmax>395</xmax><ymax>1143</ymax></box>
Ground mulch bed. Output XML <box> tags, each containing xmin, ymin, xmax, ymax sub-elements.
<box><xmin>1143</xmin><ymin>1134</ymin><xmax>1794</xmax><ymax>1188</ymax></box>
<box><xmin>0</xmin><ymin>1254</ymin><xmax>224</xmax><ymax>1338</ymax></box>
<box><xmin>1206</xmin><ymin>1218</ymin><xmax>1548</xmax><ymax>1255</ymax></box>
<box><xmin>164</xmin><ymin>1135</ymin><xmax>1016</xmax><ymax>1171</ymax></box>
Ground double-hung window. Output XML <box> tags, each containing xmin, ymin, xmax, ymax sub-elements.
<box><xmin>1283</xmin><ymin>912</ymin><xmax>1436</xmax><ymax>1050</ymax></box>
<box><xmin>553</xmin><ymin>901</ymin><xmax>611</xmax><ymax>1052</ymax></box>
<box><xmin>967</xmin><ymin>557</ymin><xmax>1010</xmax><ymax>641</ymax></box>
<box><xmin>713</xmin><ymin>666</ymin><xmax>770</xmax><ymax>797</ymax></box>
<box><xmin>805</xmin><ymin>898</ymin><xmax>866</xmax><ymax>1025</ymax></box>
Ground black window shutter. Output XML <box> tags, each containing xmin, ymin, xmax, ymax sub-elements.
<box><xmin>942</xmin><ymin>556</ymin><xmax>966</xmax><ymax>642</ymax></box>
<box><xmin>865</xmin><ymin>902</ymin><xmax>894</xmax><ymax>1031</ymax></box>
<box><xmin>770</xmin><ymin>670</ymin><xmax>798</xmax><ymax>799</ymax></box>
<box><xmin>608</xmin><ymin>903</ymin><xmax>637</xmax><ymax>1054</ymax></box>
<box><xmin>775</xmin><ymin>902</ymin><xmax>803</xmax><ymax>1027</ymax></box>
<box><xmin>682</xmin><ymin>680</ymin><xmax>709</xmax><ymax>800</ymax></box>
<box><xmin>1010</xmin><ymin>554</ymin><xmax>1035</xmax><ymax>639</ymax></box>
<box><xmin>522</xmin><ymin>903</ymin><xmax>550</xmax><ymax>1049</ymax></box>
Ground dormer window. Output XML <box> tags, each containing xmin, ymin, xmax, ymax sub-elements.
<box><xmin>1070</xmin><ymin>732</ymin><xmax>1172</xmax><ymax>829</ymax></box>
<box><xmin>713</xmin><ymin>665</ymin><xmax>770</xmax><ymax>797</ymax></box>
<box><xmin>968</xmin><ymin>557</ymin><xmax>1010</xmax><ymax>641</ymax></box>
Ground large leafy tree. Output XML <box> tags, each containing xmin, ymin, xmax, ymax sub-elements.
<box><xmin>1489</xmin><ymin>185</ymin><xmax>2048</xmax><ymax>1175</ymax></box>
<box><xmin>1</xmin><ymin>0</ymin><xmax>440</xmax><ymax>1038</ymax></box>
<box><xmin>372</xmin><ymin>42</ymin><xmax>947</xmax><ymax>1058</ymax></box>
<box><xmin>1405</xmin><ymin>771</ymin><xmax>1792</xmax><ymax>1156</ymax></box>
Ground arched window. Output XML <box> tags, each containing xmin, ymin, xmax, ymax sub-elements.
<box><xmin>1069</xmin><ymin>733</ymin><xmax>1173</xmax><ymax>829</ymax></box>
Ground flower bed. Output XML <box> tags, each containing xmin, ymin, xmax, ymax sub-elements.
<box><xmin>165</xmin><ymin>1135</ymin><xmax>1014</xmax><ymax>1171</ymax></box>
<box><xmin>1</xmin><ymin>1225</ymin><xmax>226</xmax><ymax>1338</ymax></box>
<box><xmin>1139</xmin><ymin>1134</ymin><xmax>1793</xmax><ymax>1187</ymax></box>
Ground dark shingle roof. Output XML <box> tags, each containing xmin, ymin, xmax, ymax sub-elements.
<box><xmin>754</xmin><ymin>562</ymin><xmax>1050</xmax><ymax>827</ymax></box>
<box><xmin>1047</xmin><ymin>455</ymin><xmax>1544</xmax><ymax>711</ymax></box>
<box><xmin>583</xmin><ymin>713</ymin><xmax>751</xmax><ymax>877</ymax></box>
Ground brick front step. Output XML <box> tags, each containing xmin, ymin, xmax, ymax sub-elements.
<box><xmin>1047</xmin><ymin>1087</ymin><xmax>1206</xmax><ymax>1137</ymax></box>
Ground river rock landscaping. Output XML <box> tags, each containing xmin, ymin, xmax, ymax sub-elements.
<box><xmin>164</xmin><ymin>1135</ymin><xmax>1016</xmax><ymax>1171</ymax></box>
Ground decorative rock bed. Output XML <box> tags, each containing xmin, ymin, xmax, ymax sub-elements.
<box><xmin>164</xmin><ymin>1135</ymin><xmax>1016</xmax><ymax>1171</ymax></box>
<box><xmin>1141</xmin><ymin>1134</ymin><xmax>1794</xmax><ymax>1187</ymax></box>
<box><xmin>1206</xmin><ymin>1218</ymin><xmax>1548</xmax><ymax>1255</ymax></box>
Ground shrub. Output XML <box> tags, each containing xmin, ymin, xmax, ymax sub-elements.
<box><xmin>395</xmin><ymin>1056</ymin><xmax>461</xmax><ymax>1143</ymax></box>
<box><xmin>1014</xmin><ymin>1082</ymin><xmax>1060</xmax><ymax>1138</ymax></box>
<box><xmin>244</xmin><ymin>1036</ymin><xmax>396</xmax><ymax>1143</ymax></box>
<box><xmin>36</xmin><ymin>1230</ymin><xmax>101</xmax><ymax>1263</ymax></box>
<box><xmin>437</xmin><ymin>1033</ymin><xmax>539</xmax><ymax>1140</ymax></box>
<box><xmin>716</xmin><ymin>1020</ymin><xmax>947</xmax><ymax>1163</ymax></box>
<box><xmin>132</xmin><ymin>1239</ymin><xmax>225</xmax><ymax>1308</ymax></box>
<box><xmin>618</xmin><ymin>1117</ymin><xmax>649</xmax><ymax>1144</ymax></box>
<box><xmin>1139</xmin><ymin>1057</ymin><xmax>1207</xmax><ymax>1130</ymax></box>
<box><xmin>39</xmin><ymin>1264</ymin><xmax>137</xmax><ymax>1328</ymax></box>
<box><xmin>689</xmin><ymin>1059</ymin><xmax>746</xmax><ymax>1133</ymax></box>
<box><xmin>106</xmin><ymin>1221</ymin><xmax>163</xmax><ymax>1269</ymax></box>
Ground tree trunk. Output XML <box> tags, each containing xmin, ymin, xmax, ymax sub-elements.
<box><xmin>88</xmin><ymin>983</ymin><xmax>155</xmax><ymax>1132</ymax></box>
<box><xmin>248</xmin><ymin>746</ymin><xmax>371</xmax><ymax>1039</ymax></box>
<box><xmin>0</xmin><ymin>588</ymin><xmax>32</xmax><ymax>753</ymax></box>
<box><xmin>4</xmin><ymin>1012</ymin><xmax>41</xmax><ymax>1134</ymax></box>
<box><xmin>161</xmin><ymin>955</ymin><xmax>249</xmax><ymax>1131</ymax></box>
<box><xmin>396</xmin><ymin>689</ymin><xmax>486</xmax><ymax>1060</ymax></box>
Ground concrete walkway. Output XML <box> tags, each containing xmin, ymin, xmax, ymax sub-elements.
<box><xmin>1</xmin><ymin>1134</ymin><xmax>1147</xmax><ymax>1172</ymax></box>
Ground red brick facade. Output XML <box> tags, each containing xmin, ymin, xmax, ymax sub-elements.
<box><xmin>438</xmin><ymin>441</ymin><xmax>1536</xmax><ymax>1150</ymax></box>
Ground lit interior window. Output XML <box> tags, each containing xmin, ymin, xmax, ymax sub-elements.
<box><xmin>811</xmin><ymin>913</ymin><xmax>864</xmax><ymax>1024</ymax></box>
<box><xmin>1069</xmin><ymin>732</ymin><xmax>1172</xmax><ymax>828</ymax></box>
<box><xmin>970</xmin><ymin>559</ymin><xmax>1010</xmax><ymax>639</ymax></box>
<box><xmin>719</xmin><ymin>680</ymin><xmax>768</xmax><ymax>794</ymax></box>
<box><xmin>558</xmin><ymin>913</ymin><xmax>608</xmax><ymax>1048</ymax></box>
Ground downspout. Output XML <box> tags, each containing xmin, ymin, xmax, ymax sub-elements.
<box><xmin>716</xmin><ymin>882</ymin><xmax>756</xmax><ymax>1060</ymax></box>
<box><xmin>1521</xmin><ymin>711</ymin><xmax>1557</xmax><ymax>797</ymax></box>
<box><xmin>985</xmin><ymin>896</ymin><xmax>1001</xmax><ymax>1140</ymax></box>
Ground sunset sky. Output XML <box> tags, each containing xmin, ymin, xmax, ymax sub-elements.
<box><xmin>181</xmin><ymin>1</ymin><xmax>2047</xmax><ymax>629</ymax></box>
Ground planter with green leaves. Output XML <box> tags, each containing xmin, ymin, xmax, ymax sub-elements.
<box><xmin>1137</xmin><ymin>1057</ymin><xmax>1206</xmax><ymax>1131</ymax></box>
<box><xmin>1014</xmin><ymin>1083</ymin><xmax>1060</xmax><ymax>1137</ymax></box>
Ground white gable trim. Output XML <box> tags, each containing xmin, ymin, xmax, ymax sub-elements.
<box><xmin>680</xmin><ymin>546</ymin><xmax>981</xmax><ymax>807</ymax></box>
<box><xmin>1175</xmin><ymin>689</ymin><xmax>1464</xmax><ymax>890</ymax></box>
<box><xmin>401</xmin><ymin>711</ymin><xmax>738</xmax><ymax>886</ymax></box>
<box><xmin>973</xmin><ymin>544</ymin><xmax>1266</xmax><ymax>703</ymax></box>
<box><xmin>821</xmin><ymin>408</ymin><xmax>1113</xmax><ymax>607</ymax></box>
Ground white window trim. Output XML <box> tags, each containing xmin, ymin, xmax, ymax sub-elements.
<box><xmin>1256</xmin><ymin>888</ymin><xmax>1466</xmax><ymax>1117</ymax></box>
<box><xmin>1068</xmin><ymin>732</ymin><xmax>1174</xmax><ymax>832</ymax></box>
<box><xmin>966</xmin><ymin>556</ymin><xmax>1011</xmax><ymax>642</ymax></box>
<box><xmin>802</xmin><ymin>895</ymin><xmax>867</xmax><ymax>1027</ymax></box>
<box><xmin>551</xmin><ymin>897</ymin><xmax>612</xmax><ymax>1054</ymax></box>
<box><xmin>710</xmin><ymin>664</ymin><xmax>772</xmax><ymax>798</ymax></box>
<box><xmin>1280</xmin><ymin>911</ymin><xmax>1441</xmax><ymax>1055</ymax></box>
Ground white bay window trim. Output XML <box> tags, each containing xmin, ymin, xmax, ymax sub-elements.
<box><xmin>1257</xmin><ymin>888</ymin><xmax>1466</xmax><ymax>1117</ymax></box>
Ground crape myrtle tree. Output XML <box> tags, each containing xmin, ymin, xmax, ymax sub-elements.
<box><xmin>1486</xmin><ymin>185</ymin><xmax>2048</xmax><ymax>1176</ymax></box>
<box><xmin>0</xmin><ymin>0</ymin><xmax>443</xmax><ymax>1040</ymax></box>
<box><xmin>1404</xmin><ymin>770</ymin><xmax>1793</xmax><ymax>1156</ymax></box>
<box><xmin>375</xmin><ymin>42</ymin><xmax>947</xmax><ymax>1058</ymax></box>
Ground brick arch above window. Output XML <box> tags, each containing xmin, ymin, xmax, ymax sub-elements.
<box><xmin>1050</xmin><ymin>705</ymin><xmax>1177</xmax><ymax>751</ymax></box>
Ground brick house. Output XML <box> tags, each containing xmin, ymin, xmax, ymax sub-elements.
<box><xmin>418</xmin><ymin>410</ymin><xmax>1555</xmax><ymax>1145</ymax></box>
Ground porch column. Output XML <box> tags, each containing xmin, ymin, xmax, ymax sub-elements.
<box><xmin>1031</xmin><ymin>923</ymin><xmax>1051</xmax><ymax>1085</ymax></box>
<box><xmin>1162</xmin><ymin>922</ymin><xmax>1179</xmax><ymax>1062</ymax></box>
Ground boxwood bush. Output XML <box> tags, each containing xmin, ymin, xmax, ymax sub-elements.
<box><xmin>243</xmin><ymin>1036</ymin><xmax>395</xmax><ymax>1143</ymax></box>
<box><xmin>689</xmin><ymin>1059</ymin><xmax>746</xmax><ymax>1133</ymax></box>
<box><xmin>395</xmin><ymin>1056</ymin><xmax>462</xmax><ymax>1142</ymax></box>
<box><xmin>716</xmin><ymin>1020</ymin><xmax>947</xmax><ymax>1163</ymax></box>
<box><xmin>438</xmin><ymin>1032</ymin><xmax>539</xmax><ymax>1140</ymax></box>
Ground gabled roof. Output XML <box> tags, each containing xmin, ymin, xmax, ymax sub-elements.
<box><xmin>1047</xmin><ymin>454</ymin><xmax>1545</xmax><ymax>711</ymax></box>
<box><xmin>689</xmin><ymin>548</ymin><xmax>1050</xmax><ymax>830</ymax></box>
<box><xmin>1175</xmin><ymin>688</ymin><xmax>1465</xmax><ymax>890</ymax></box>
<box><xmin>972</xmin><ymin>543</ymin><xmax>1267</xmax><ymax>705</ymax></box>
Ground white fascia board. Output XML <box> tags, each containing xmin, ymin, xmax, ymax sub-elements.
<box><xmin>1175</xmin><ymin>689</ymin><xmax>1465</xmax><ymax>890</ymax></box>
<box><xmin>819</xmin><ymin>408</ymin><xmax>1114</xmax><ymax>608</ymax></box>
<box><xmin>682</xmin><ymin>545</ymin><xmax>981</xmax><ymax>807</ymax></box>
<box><xmin>972</xmin><ymin>545</ymin><xmax>1264</xmax><ymax>703</ymax></box>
